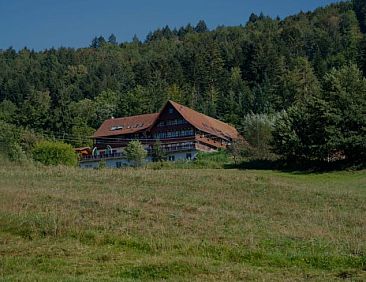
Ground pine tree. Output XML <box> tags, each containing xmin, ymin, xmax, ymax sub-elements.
<box><xmin>108</xmin><ymin>33</ymin><xmax>118</xmax><ymax>45</ymax></box>
<box><xmin>195</xmin><ymin>20</ymin><xmax>209</xmax><ymax>33</ymax></box>
<box><xmin>353</xmin><ymin>0</ymin><xmax>366</xmax><ymax>33</ymax></box>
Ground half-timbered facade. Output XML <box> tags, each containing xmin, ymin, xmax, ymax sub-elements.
<box><xmin>80</xmin><ymin>100</ymin><xmax>239</xmax><ymax>168</ymax></box>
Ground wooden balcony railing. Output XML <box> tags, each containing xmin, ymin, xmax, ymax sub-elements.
<box><xmin>81</xmin><ymin>152</ymin><xmax>124</xmax><ymax>162</ymax></box>
<box><xmin>81</xmin><ymin>144</ymin><xmax>196</xmax><ymax>162</ymax></box>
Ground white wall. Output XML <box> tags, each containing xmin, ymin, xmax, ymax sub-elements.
<box><xmin>166</xmin><ymin>150</ymin><xmax>198</xmax><ymax>161</ymax></box>
<box><xmin>79</xmin><ymin>150</ymin><xmax>198</xmax><ymax>169</ymax></box>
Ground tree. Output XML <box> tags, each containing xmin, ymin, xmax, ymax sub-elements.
<box><xmin>271</xmin><ymin>110</ymin><xmax>302</xmax><ymax>161</ymax></box>
<box><xmin>118</xmin><ymin>85</ymin><xmax>150</xmax><ymax>117</ymax></box>
<box><xmin>97</xmin><ymin>36</ymin><xmax>106</xmax><ymax>47</ymax></box>
<box><xmin>108</xmin><ymin>33</ymin><xmax>118</xmax><ymax>45</ymax></box>
<box><xmin>70</xmin><ymin>123</ymin><xmax>94</xmax><ymax>147</ymax></box>
<box><xmin>321</xmin><ymin>64</ymin><xmax>366</xmax><ymax>161</ymax></box>
<box><xmin>20</xmin><ymin>90</ymin><xmax>51</xmax><ymax>130</ymax></box>
<box><xmin>274</xmin><ymin>57</ymin><xmax>321</xmax><ymax>110</ymax></box>
<box><xmin>240</xmin><ymin>113</ymin><xmax>277</xmax><ymax>160</ymax></box>
<box><xmin>32</xmin><ymin>141</ymin><xmax>78</xmax><ymax>166</ymax></box>
<box><xmin>248</xmin><ymin>13</ymin><xmax>259</xmax><ymax>24</ymax></box>
<box><xmin>272</xmin><ymin>65</ymin><xmax>366</xmax><ymax>162</ymax></box>
<box><xmin>166</xmin><ymin>84</ymin><xmax>184</xmax><ymax>104</ymax></box>
<box><xmin>217</xmin><ymin>67</ymin><xmax>253</xmax><ymax>124</ymax></box>
<box><xmin>202</xmin><ymin>86</ymin><xmax>219</xmax><ymax>117</ymax></box>
<box><xmin>132</xmin><ymin>34</ymin><xmax>141</xmax><ymax>45</ymax></box>
<box><xmin>151</xmin><ymin>140</ymin><xmax>167</xmax><ymax>162</ymax></box>
<box><xmin>0</xmin><ymin>100</ymin><xmax>17</xmax><ymax>123</ymax></box>
<box><xmin>94</xmin><ymin>89</ymin><xmax>118</xmax><ymax>127</ymax></box>
<box><xmin>353</xmin><ymin>0</ymin><xmax>366</xmax><ymax>33</ymax></box>
<box><xmin>0</xmin><ymin>1</ymin><xmax>364</xmax><ymax>165</ymax></box>
<box><xmin>90</xmin><ymin>36</ymin><xmax>106</xmax><ymax>48</ymax></box>
<box><xmin>195</xmin><ymin>20</ymin><xmax>209</xmax><ymax>33</ymax></box>
<box><xmin>69</xmin><ymin>99</ymin><xmax>97</xmax><ymax>127</ymax></box>
<box><xmin>124</xmin><ymin>140</ymin><xmax>147</xmax><ymax>167</ymax></box>
<box><xmin>90</xmin><ymin>37</ymin><xmax>99</xmax><ymax>48</ymax></box>
<box><xmin>359</xmin><ymin>36</ymin><xmax>366</xmax><ymax>75</ymax></box>
<box><xmin>0</xmin><ymin>121</ymin><xmax>26</xmax><ymax>161</ymax></box>
<box><xmin>227</xmin><ymin>137</ymin><xmax>248</xmax><ymax>164</ymax></box>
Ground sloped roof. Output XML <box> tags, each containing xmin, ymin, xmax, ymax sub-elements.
<box><xmin>93</xmin><ymin>113</ymin><xmax>159</xmax><ymax>138</ymax></box>
<box><xmin>93</xmin><ymin>101</ymin><xmax>239</xmax><ymax>140</ymax></box>
<box><xmin>168</xmin><ymin>101</ymin><xmax>239</xmax><ymax>140</ymax></box>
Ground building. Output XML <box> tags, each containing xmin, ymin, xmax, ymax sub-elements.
<box><xmin>79</xmin><ymin>100</ymin><xmax>239</xmax><ymax>168</ymax></box>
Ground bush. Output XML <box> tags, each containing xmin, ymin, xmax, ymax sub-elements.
<box><xmin>32</xmin><ymin>141</ymin><xmax>78</xmax><ymax>166</ymax></box>
<box><xmin>124</xmin><ymin>140</ymin><xmax>147</xmax><ymax>167</ymax></box>
<box><xmin>238</xmin><ymin>114</ymin><xmax>278</xmax><ymax>160</ymax></box>
<box><xmin>194</xmin><ymin>150</ymin><xmax>231</xmax><ymax>168</ymax></box>
<box><xmin>151</xmin><ymin>140</ymin><xmax>167</xmax><ymax>162</ymax></box>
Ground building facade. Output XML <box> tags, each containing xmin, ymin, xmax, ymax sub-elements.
<box><xmin>79</xmin><ymin>100</ymin><xmax>239</xmax><ymax>168</ymax></box>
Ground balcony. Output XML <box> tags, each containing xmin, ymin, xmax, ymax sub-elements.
<box><xmin>81</xmin><ymin>143</ymin><xmax>196</xmax><ymax>162</ymax></box>
<box><xmin>81</xmin><ymin>152</ymin><xmax>124</xmax><ymax>162</ymax></box>
<box><xmin>147</xmin><ymin>143</ymin><xmax>195</xmax><ymax>154</ymax></box>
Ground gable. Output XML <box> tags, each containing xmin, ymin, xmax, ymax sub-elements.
<box><xmin>168</xmin><ymin>101</ymin><xmax>239</xmax><ymax>140</ymax></box>
<box><xmin>93</xmin><ymin>100</ymin><xmax>239</xmax><ymax>141</ymax></box>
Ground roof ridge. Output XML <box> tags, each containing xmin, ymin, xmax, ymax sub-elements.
<box><xmin>169</xmin><ymin>100</ymin><xmax>237</xmax><ymax>129</ymax></box>
<box><xmin>105</xmin><ymin>112</ymin><xmax>159</xmax><ymax>122</ymax></box>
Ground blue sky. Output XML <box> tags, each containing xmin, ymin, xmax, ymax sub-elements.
<box><xmin>0</xmin><ymin>0</ymin><xmax>340</xmax><ymax>50</ymax></box>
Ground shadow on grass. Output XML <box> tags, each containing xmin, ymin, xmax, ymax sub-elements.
<box><xmin>225</xmin><ymin>159</ymin><xmax>365</xmax><ymax>173</ymax></box>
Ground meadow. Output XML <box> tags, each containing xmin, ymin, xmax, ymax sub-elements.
<box><xmin>0</xmin><ymin>162</ymin><xmax>365</xmax><ymax>281</ymax></box>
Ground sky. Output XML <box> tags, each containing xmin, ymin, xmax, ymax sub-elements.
<box><xmin>0</xmin><ymin>0</ymin><xmax>340</xmax><ymax>51</ymax></box>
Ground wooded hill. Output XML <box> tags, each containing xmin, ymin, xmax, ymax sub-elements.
<box><xmin>0</xmin><ymin>0</ymin><xmax>365</xmax><ymax>163</ymax></box>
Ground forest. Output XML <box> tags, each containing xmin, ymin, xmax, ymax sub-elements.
<box><xmin>0</xmin><ymin>0</ymin><xmax>365</xmax><ymax>164</ymax></box>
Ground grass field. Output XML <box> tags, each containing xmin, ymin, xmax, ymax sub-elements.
<box><xmin>0</xmin><ymin>162</ymin><xmax>365</xmax><ymax>281</ymax></box>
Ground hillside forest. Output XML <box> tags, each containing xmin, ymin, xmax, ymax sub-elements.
<box><xmin>0</xmin><ymin>1</ymin><xmax>365</xmax><ymax>164</ymax></box>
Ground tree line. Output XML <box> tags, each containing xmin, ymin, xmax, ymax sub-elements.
<box><xmin>0</xmin><ymin>0</ymin><xmax>365</xmax><ymax>164</ymax></box>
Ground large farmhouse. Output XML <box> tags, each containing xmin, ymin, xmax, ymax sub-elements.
<box><xmin>80</xmin><ymin>100</ymin><xmax>239</xmax><ymax>168</ymax></box>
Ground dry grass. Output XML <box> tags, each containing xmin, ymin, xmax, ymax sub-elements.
<box><xmin>0</xmin><ymin>162</ymin><xmax>365</xmax><ymax>281</ymax></box>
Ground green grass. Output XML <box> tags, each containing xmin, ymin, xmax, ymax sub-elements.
<box><xmin>0</xmin><ymin>162</ymin><xmax>365</xmax><ymax>281</ymax></box>
<box><xmin>147</xmin><ymin>150</ymin><xmax>232</xmax><ymax>169</ymax></box>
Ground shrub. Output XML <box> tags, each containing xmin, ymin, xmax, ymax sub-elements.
<box><xmin>194</xmin><ymin>150</ymin><xmax>231</xmax><ymax>168</ymax></box>
<box><xmin>151</xmin><ymin>140</ymin><xmax>167</xmax><ymax>162</ymax></box>
<box><xmin>239</xmin><ymin>114</ymin><xmax>278</xmax><ymax>160</ymax></box>
<box><xmin>32</xmin><ymin>141</ymin><xmax>78</xmax><ymax>166</ymax></box>
<box><xmin>227</xmin><ymin>137</ymin><xmax>248</xmax><ymax>164</ymax></box>
<box><xmin>124</xmin><ymin>140</ymin><xmax>147</xmax><ymax>167</ymax></box>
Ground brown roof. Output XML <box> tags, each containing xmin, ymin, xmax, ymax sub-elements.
<box><xmin>168</xmin><ymin>101</ymin><xmax>239</xmax><ymax>140</ymax></box>
<box><xmin>93</xmin><ymin>113</ymin><xmax>159</xmax><ymax>138</ymax></box>
<box><xmin>93</xmin><ymin>101</ymin><xmax>239</xmax><ymax>140</ymax></box>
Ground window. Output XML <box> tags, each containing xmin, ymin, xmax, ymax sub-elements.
<box><xmin>168</xmin><ymin>108</ymin><xmax>174</xmax><ymax>114</ymax></box>
<box><xmin>180</xmin><ymin>129</ymin><xmax>194</xmax><ymax>137</ymax></box>
<box><xmin>116</xmin><ymin>162</ymin><xmax>122</xmax><ymax>168</ymax></box>
<box><xmin>186</xmin><ymin>153</ymin><xmax>192</xmax><ymax>160</ymax></box>
<box><xmin>111</xmin><ymin>125</ymin><xmax>123</xmax><ymax>131</ymax></box>
<box><xmin>168</xmin><ymin>155</ymin><xmax>175</xmax><ymax>161</ymax></box>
